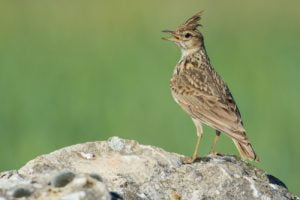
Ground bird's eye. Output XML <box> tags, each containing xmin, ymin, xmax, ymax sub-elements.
<box><xmin>184</xmin><ymin>33</ymin><xmax>192</xmax><ymax>38</ymax></box>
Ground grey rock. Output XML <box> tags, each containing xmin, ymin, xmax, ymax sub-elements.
<box><xmin>0</xmin><ymin>137</ymin><xmax>298</xmax><ymax>200</ymax></box>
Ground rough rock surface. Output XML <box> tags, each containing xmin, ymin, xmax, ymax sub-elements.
<box><xmin>0</xmin><ymin>137</ymin><xmax>298</xmax><ymax>200</ymax></box>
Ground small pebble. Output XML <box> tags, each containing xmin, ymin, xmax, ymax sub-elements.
<box><xmin>52</xmin><ymin>171</ymin><xmax>75</xmax><ymax>187</ymax></box>
<box><xmin>108</xmin><ymin>137</ymin><xmax>125</xmax><ymax>151</ymax></box>
<box><xmin>89</xmin><ymin>173</ymin><xmax>103</xmax><ymax>182</ymax></box>
<box><xmin>79</xmin><ymin>152</ymin><xmax>95</xmax><ymax>160</ymax></box>
<box><xmin>12</xmin><ymin>187</ymin><xmax>32</xmax><ymax>198</ymax></box>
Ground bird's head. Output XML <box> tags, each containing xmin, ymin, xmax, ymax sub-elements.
<box><xmin>163</xmin><ymin>12</ymin><xmax>204</xmax><ymax>55</ymax></box>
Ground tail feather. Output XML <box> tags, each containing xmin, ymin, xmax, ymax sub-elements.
<box><xmin>232</xmin><ymin>139</ymin><xmax>259</xmax><ymax>161</ymax></box>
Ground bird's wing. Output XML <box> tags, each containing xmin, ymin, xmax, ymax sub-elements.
<box><xmin>171</xmin><ymin>64</ymin><xmax>247</xmax><ymax>141</ymax></box>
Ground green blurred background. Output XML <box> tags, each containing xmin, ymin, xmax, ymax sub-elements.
<box><xmin>0</xmin><ymin>0</ymin><xmax>299</xmax><ymax>195</ymax></box>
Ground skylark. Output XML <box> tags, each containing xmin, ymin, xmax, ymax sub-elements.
<box><xmin>163</xmin><ymin>12</ymin><xmax>258</xmax><ymax>163</ymax></box>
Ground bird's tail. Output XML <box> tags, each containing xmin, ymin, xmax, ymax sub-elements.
<box><xmin>232</xmin><ymin>138</ymin><xmax>259</xmax><ymax>161</ymax></box>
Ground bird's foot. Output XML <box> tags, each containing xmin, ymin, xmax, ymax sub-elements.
<box><xmin>209</xmin><ymin>151</ymin><xmax>222</xmax><ymax>157</ymax></box>
<box><xmin>182</xmin><ymin>155</ymin><xmax>198</xmax><ymax>164</ymax></box>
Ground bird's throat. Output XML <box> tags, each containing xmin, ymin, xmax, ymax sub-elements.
<box><xmin>180</xmin><ymin>47</ymin><xmax>200</xmax><ymax>59</ymax></box>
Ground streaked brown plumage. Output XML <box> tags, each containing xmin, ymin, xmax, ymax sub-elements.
<box><xmin>163</xmin><ymin>12</ymin><xmax>258</xmax><ymax>162</ymax></box>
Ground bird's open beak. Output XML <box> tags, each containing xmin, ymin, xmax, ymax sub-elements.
<box><xmin>162</xmin><ymin>30</ymin><xmax>180</xmax><ymax>42</ymax></box>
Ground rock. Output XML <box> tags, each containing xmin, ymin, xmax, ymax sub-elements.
<box><xmin>0</xmin><ymin>136</ymin><xmax>298</xmax><ymax>200</ymax></box>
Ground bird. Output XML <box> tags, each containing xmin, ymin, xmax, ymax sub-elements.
<box><xmin>162</xmin><ymin>11</ymin><xmax>258</xmax><ymax>163</ymax></box>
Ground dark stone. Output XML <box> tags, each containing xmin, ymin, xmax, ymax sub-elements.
<box><xmin>51</xmin><ymin>171</ymin><xmax>75</xmax><ymax>188</ymax></box>
<box><xmin>110</xmin><ymin>191</ymin><xmax>123</xmax><ymax>200</ymax></box>
<box><xmin>267</xmin><ymin>174</ymin><xmax>287</xmax><ymax>189</ymax></box>
<box><xmin>12</xmin><ymin>187</ymin><xmax>32</xmax><ymax>198</ymax></box>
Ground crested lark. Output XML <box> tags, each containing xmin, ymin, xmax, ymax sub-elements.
<box><xmin>163</xmin><ymin>12</ymin><xmax>258</xmax><ymax>163</ymax></box>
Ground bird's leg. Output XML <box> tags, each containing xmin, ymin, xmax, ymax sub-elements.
<box><xmin>183</xmin><ymin>120</ymin><xmax>203</xmax><ymax>164</ymax></box>
<box><xmin>191</xmin><ymin>133</ymin><xmax>202</xmax><ymax>161</ymax></box>
<box><xmin>209</xmin><ymin>130</ymin><xmax>221</xmax><ymax>155</ymax></box>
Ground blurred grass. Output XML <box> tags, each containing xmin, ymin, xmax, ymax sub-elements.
<box><xmin>0</xmin><ymin>0</ymin><xmax>300</xmax><ymax>195</ymax></box>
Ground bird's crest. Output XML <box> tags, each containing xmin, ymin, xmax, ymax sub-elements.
<box><xmin>178</xmin><ymin>11</ymin><xmax>204</xmax><ymax>31</ymax></box>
